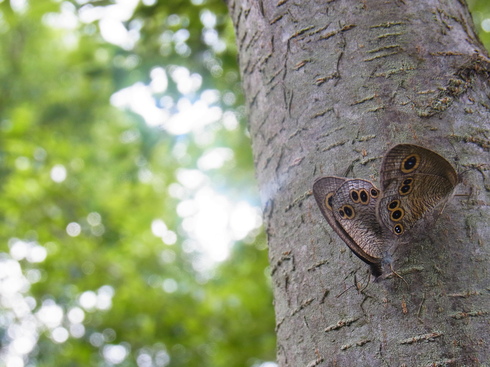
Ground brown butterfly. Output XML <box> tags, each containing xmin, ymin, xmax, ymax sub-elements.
<box><xmin>313</xmin><ymin>144</ymin><xmax>458</xmax><ymax>277</ymax></box>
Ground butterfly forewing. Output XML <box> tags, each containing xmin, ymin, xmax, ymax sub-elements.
<box><xmin>379</xmin><ymin>144</ymin><xmax>458</xmax><ymax>189</ymax></box>
<box><xmin>377</xmin><ymin>144</ymin><xmax>458</xmax><ymax>236</ymax></box>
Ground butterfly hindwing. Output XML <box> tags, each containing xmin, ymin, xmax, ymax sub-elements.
<box><xmin>313</xmin><ymin>177</ymin><xmax>384</xmax><ymax>276</ymax></box>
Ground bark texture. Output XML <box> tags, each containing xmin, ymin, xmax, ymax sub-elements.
<box><xmin>227</xmin><ymin>0</ymin><xmax>490</xmax><ymax>365</ymax></box>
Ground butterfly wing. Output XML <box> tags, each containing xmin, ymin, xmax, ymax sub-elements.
<box><xmin>313</xmin><ymin>177</ymin><xmax>384</xmax><ymax>276</ymax></box>
<box><xmin>377</xmin><ymin>144</ymin><xmax>458</xmax><ymax>236</ymax></box>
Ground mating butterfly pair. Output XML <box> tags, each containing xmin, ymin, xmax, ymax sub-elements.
<box><xmin>313</xmin><ymin>144</ymin><xmax>458</xmax><ymax>277</ymax></box>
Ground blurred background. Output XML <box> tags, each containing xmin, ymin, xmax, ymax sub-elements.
<box><xmin>0</xmin><ymin>1</ymin><xmax>488</xmax><ymax>366</ymax></box>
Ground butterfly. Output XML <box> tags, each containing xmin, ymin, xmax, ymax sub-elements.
<box><xmin>313</xmin><ymin>144</ymin><xmax>458</xmax><ymax>277</ymax></box>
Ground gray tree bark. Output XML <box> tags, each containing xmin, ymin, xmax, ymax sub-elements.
<box><xmin>227</xmin><ymin>0</ymin><xmax>490</xmax><ymax>366</ymax></box>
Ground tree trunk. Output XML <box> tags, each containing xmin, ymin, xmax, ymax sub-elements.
<box><xmin>227</xmin><ymin>0</ymin><xmax>490</xmax><ymax>365</ymax></box>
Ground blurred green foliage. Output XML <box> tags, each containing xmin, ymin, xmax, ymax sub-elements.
<box><xmin>469</xmin><ymin>0</ymin><xmax>490</xmax><ymax>49</ymax></box>
<box><xmin>0</xmin><ymin>0</ymin><xmax>489</xmax><ymax>366</ymax></box>
<box><xmin>0</xmin><ymin>0</ymin><xmax>274</xmax><ymax>366</ymax></box>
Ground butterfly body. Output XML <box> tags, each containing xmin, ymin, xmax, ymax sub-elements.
<box><xmin>313</xmin><ymin>144</ymin><xmax>458</xmax><ymax>277</ymax></box>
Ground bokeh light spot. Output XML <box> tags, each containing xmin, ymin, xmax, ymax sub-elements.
<box><xmin>50</xmin><ymin>164</ymin><xmax>67</xmax><ymax>183</ymax></box>
<box><xmin>66</xmin><ymin>222</ymin><xmax>81</xmax><ymax>237</ymax></box>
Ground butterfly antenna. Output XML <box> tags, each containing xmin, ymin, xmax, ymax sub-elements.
<box><xmin>336</xmin><ymin>271</ymin><xmax>370</xmax><ymax>298</ymax></box>
<box><xmin>335</xmin><ymin>285</ymin><xmax>356</xmax><ymax>298</ymax></box>
<box><xmin>388</xmin><ymin>264</ymin><xmax>409</xmax><ymax>286</ymax></box>
<box><xmin>359</xmin><ymin>272</ymin><xmax>371</xmax><ymax>293</ymax></box>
